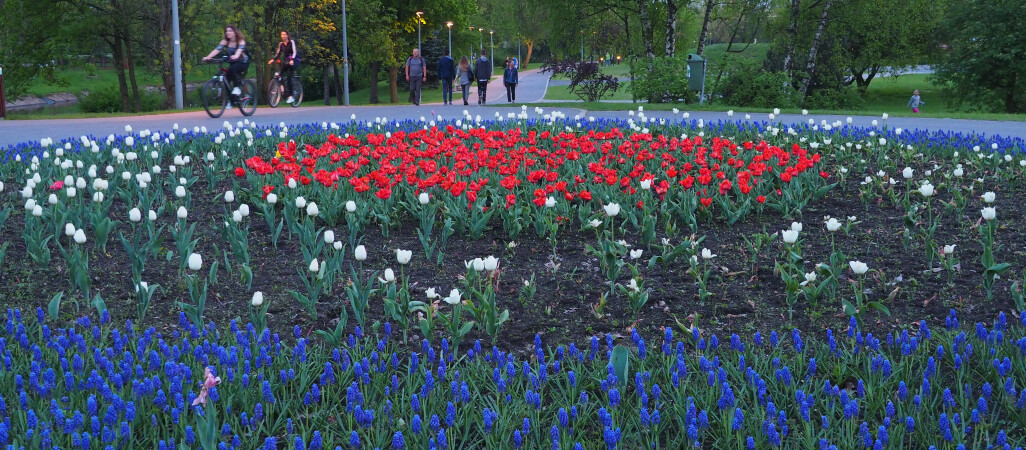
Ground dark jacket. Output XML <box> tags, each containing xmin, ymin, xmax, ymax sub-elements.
<box><xmin>437</xmin><ymin>56</ymin><xmax>455</xmax><ymax>80</ymax></box>
<box><xmin>503</xmin><ymin>67</ymin><xmax>519</xmax><ymax>85</ymax></box>
<box><xmin>474</xmin><ymin>57</ymin><xmax>491</xmax><ymax>82</ymax></box>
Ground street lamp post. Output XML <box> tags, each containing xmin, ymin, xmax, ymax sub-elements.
<box><xmin>446</xmin><ymin>22</ymin><xmax>453</xmax><ymax>56</ymax></box>
<box><xmin>489</xmin><ymin>30</ymin><xmax>494</xmax><ymax>66</ymax></box>
<box><xmin>580</xmin><ymin>31</ymin><xmax>584</xmax><ymax>61</ymax></box>
<box><xmin>171</xmin><ymin>0</ymin><xmax>183</xmax><ymax>109</ymax></box>
<box><xmin>341</xmin><ymin>0</ymin><xmax>350</xmax><ymax>105</ymax></box>
<box><xmin>478</xmin><ymin>28</ymin><xmax>484</xmax><ymax>54</ymax></box>
<box><xmin>416</xmin><ymin>11</ymin><xmax>424</xmax><ymax>53</ymax></box>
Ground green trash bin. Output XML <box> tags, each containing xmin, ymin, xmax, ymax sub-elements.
<box><xmin>686</xmin><ymin>54</ymin><xmax>705</xmax><ymax>92</ymax></box>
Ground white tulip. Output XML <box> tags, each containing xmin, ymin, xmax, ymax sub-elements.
<box><xmin>943</xmin><ymin>244</ymin><xmax>956</xmax><ymax>255</ymax></box>
<box><xmin>32</xmin><ymin>205</ymin><xmax>43</xmax><ymax>217</ymax></box>
<box><xmin>396</xmin><ymin>249</ymin><xmax>413</xmax><ymax>265</ymax></box>
<box><xmin>266</xmin><ymin>193</ymin><xmax>278</xmax><ymax>204</ymax></box>
<box><xmin>902</xmin><ymin>167</ymin><xmax>913</xmax><ymax>179</ymax></box>
<box><xmin>981</xmin><ymin>207</ymin><xmax>996</xmax><ymax>221</ymax></box>
<box><xmin>149</xmin><ymin>210</ymin><xmax>157</xmax><ymax>221</ymax></box>
<box><xmin>800</xmin><ymin>272</ymin><xmax>817</xmax><ymax>286</ymax></box>
<box><xmin>426</xmin><ymin>287</ymin><xmax>440</xmax><ymax>299</ymax></box>
<box><xmin>333</xmin><ymin>241</ymin><xmax>344</xmax><ymax>251</ymax></box>
<box><xmin>66</xmin><ymin>187</ymin><xmax>77</xmax><ymax>198</ymax></box>
<box><xmin>48</xmin><ymin>193</ymin><xmax>58</xmax><ymax>205</ymax></box>
<box><xmin>73</xmin><ymin>229</ymin><xmax>87</xmax><ymax>244</ymax></box>
<box><xmin>175</xmin><ymin>186</ymin><xmax>186</xmax><ymax>198</ymax></box>
<box><xmin>295</xmin><ymin>196</ymin><xmax>307</xmax><ymax>209</ymax></box>
<box><xmin>444</xmin><ymin>288</ymin><xmax>462</xmax><ymax>305</ymax></box>
<box><xmin>630</xmin><ymin>249</ymin><xmax>643</xmax><ymax>259</ymax></box>
<box><xmin>781</xmin><ymin>229</ymin><xmax>799</xmax><ymax>244</ymax></box>
<box><xmin>468</xmin><ymin>258</ymin><xmax>485</xmax><ymax>272</ymax></box>
<box><xmin>232</xmin><ymin>210</ymin><xmax>243</xmax><ymax>223</ymax></box>
<box><xmin>177</xmin><ymin>206</ymin><xmax>188</xmax><ymax>219</ymax></box>
<box><xmin>238</xmin><ymin>204</ymin><xmax>250</xmax><ymax>217</ymax></box>
<box><xmin>790</xmin><ymin>222</ymin><xmax>803</xmax><ymax>232</ymax></box>
<box><xmin>346</xmin><ymin>201</ymin><xmax>357</xmax><ymax>213</ymax></box>
<box><xmin>383</xmin><ymin>268</ymin><xmax>395</xmax><ymax>282</ymax></box>
<box><xmin>324</xmin><ymin>230</ymin><xmax>335</xmax><ymax>244</ymax></box>
<box><xmin>701</xmin><ymin>248</ymin><xmax>716</xmax><ymax>259</ymax></box>
<box><xmin>65</xmin><ymin>223</ymin><xmax>77</xmax><ymax>236</ymax></box>
<box><xmin>354</xmin><ymin>245</ymin><xmax>367</xmax><ymax>261</ymax></box>
<box><xmin>639</xmin><ymin>179</ymin><xmax>651</xmax><ymax>190</ymax></box>
<box><xmin>981</xmin><ymin>192</ymin><xmax>995</xmax><ymax>203</ymax></box>
<box><xmin>849</xmin><ymin>260</ymin><xmax>868</xmax><ymax>275</ymax></box>
<box><xmin>309</xmin><ymin>259</ymin><xmax>320</xmax><ymax>273</ymax></box>
<box><xmin>589</xmin><ymin>219</ymin><xmax>602</xmax><ymax>228</ymax></box>
<box><xmin>251</xmin><ymin>291</ymin><xmax>264</xmax><ymax>306</ymax></box>
<box><xmin>288</xmin><ymin>178</ymin><xmax>297</xmax><ymax>189</ymax></box>
<box><xmin>306</xmin><ymin>202</ymin><xmax>320</xmax><ymax>217</ymax></box>
<box><xmin>418</xmin><ymin>192</ymin><xmax>430</xmax><ymax>205</ymax></box>
<box><xmin>224</xmin><ymin>191</ymin><xmax>235</xmax><ymax>202</ymax></box>
<box><xmin>545</xmin><ymin>197</ymin><xmax>556</xmax><ymax>208</ymax></box>
<box><xmin>25</xmin><ymin>199</ymin><xmax>36</xmax><ymax>210</ymax></box>
<box><xmin>918</xmin><ymin>183</ymin><xmax>935</xmax><ymax>197</ymax></box>
<box><xmin>626</xmin><ymin>279</ymin><xmax>640</xmax><ymax>292</ymax></box>
<box><xmin>603</xmin><ymin>203</ymin><xmax>621</xmax><ymax>217</ymax></box>
<box><xmin>825</xmin><ymin>217</ymin><xmax>842</xmax><ymax>232</ymax></box>
<box><xmin>953</xmin><ymin>168</ymin><xmax>964</xmax><ymax>177</ymax></box>
<box><xmin>188</xmin><ymin>253</ymin><xmax>203</xmax><ymax>271</ymax></box>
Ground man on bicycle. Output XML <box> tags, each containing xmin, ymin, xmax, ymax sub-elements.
<box><xmin>268</xmin><ymin>31</ymin><xmax>300</xmax><ymax>104</ymax></box>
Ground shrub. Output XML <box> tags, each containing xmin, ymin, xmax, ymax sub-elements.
<box><xmin>803</xmin><ymin>85</ymin><xmax>864</xmax><ymax>110</ymax></box>
<box><xmin>716</xmin><ymin>64</ymin><xmax>797</xmax><ymax>108</ymax></box>
<box><xmin>80</xmin><ymin>85</ymin><xmax>167</xmax><ymax>113</ymax></box>
<box><xmin>541</xmin><ymin>59</ymin><xmax>620</xmax><ymax>102</ymax></box>
<box><xmin>630</xmin><ymin>57</ymin><xmax>693</xmax><ymax>103</ymax></box>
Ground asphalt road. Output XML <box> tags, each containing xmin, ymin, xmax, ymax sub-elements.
<box><xmin>1</xmin><ymin>68</ymin><xmax>1023</xmax><ymax>149</ymax></box>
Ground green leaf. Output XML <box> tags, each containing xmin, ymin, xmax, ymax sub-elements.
<box><xmin>611</xmin><ymin>344</ymin><xmax>631</xmax><ymax>387</ymax></box>
<box><xmin>986</xmin><ymin>263</ymin><xmax>1012</xmax><ymax>275</ymax></box>
<box><xmin>48</xmin><ymin>292</ymin><xmax>64</xmax><ymax>320</ymax></box>
<box><xmin>91</xmin><ymin>294</ymin><xmax>107</xmax><ymax>316</ymax></box>
<box><xmin>867</xmin><ymin>302</ymin><xmax>891</xmax><ymax>316</ymax></box>
<box><xmin>841</xmin><ymin>299</ymin><xmax>857</xmax><ymax>317</ymax></box>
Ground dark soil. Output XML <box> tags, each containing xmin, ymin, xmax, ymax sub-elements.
<box><xmin>1</xmin><ymin>176</ymin><xmax>1023</xmax><ymax>353</ymax></box>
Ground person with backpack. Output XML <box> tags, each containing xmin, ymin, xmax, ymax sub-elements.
<box><xmin>202</xmin><ymin>26</ymin><xmax>250</xmax><ymax>98</ymax></box>
<box><xmin>437</xmin><ymin>50</ymin><xmax>456</xmax><ymax>105</ymax></box>
<box><xmin>474</xmin><ymin>50</ymin><xmax>492</xmax><ymax>105</ymax></box>
<box><xmin>405</xmin><ymin>48</ymin><xmax>427</xmax><ymax>105</ymax></box>
<box><xmin>503</xmin><ymin>58</ymin><xmax>519</xmax><ymax>103</ymax></box>
<box><xmin>267</xmin><ymin>30</ymin><xmax>300</xmax><ymax>104</ymax></box>
<box><xmin>456</xmin><ymin>56</ymin><xmax>474</xmax><ymax>106</ymax></box>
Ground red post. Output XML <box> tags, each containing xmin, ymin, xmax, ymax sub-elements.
<box><xmin>0</xmin><ymin>67</ymin><xmax>6</xmax><ymax>119</ymax></box>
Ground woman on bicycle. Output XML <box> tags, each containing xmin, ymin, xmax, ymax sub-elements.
<box><xmin>268</xmin><ymin>30</ymin><xmax>299</xmax><ymax>104</ymax></box>
<box><xmin>202</xmin><ymin>25</ymin><xmax>249</xmax><ymax>97</ymax></box>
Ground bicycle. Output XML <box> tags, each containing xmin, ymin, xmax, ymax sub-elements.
<box><xmin>200</xmin><ymin>56</ymin><xmax>257</xmax><ymax>118</ymax></box>
<box><xmin>267</xmin><ymin>60</ymin><xmax>304</xmax><ymax>108</ymax></box>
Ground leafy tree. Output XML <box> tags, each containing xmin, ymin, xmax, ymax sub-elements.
<box><xmin>0</xmin><ymin>0</ymin><xmax>66</xmax><ymax>98</ymax></box>
<box><xmin>933</xmin><ymin>0</ymin><xmax>1026</xmax><ymax>113</ymax></box>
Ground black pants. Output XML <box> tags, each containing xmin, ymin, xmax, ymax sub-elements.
<box><xmin>505</xmin><ymin>83</ymin><xmax>517</xmax><ymax>102</ymax></box>
<box><xmin>227</xmin><ymin>61</ymin><xmax>249</xmax><ymax>90</ymax></box>
<box><xmin>280</xmin><ymin>62</ymin><xmax>299</xmax><ymax>98</ymax></box>
<box><xmin>409</xmin><ymin>78</ymin><xmax>423</xmax><ymax>105</ymax></box>
<box><xmin>477</xmin><ymin>80</ymin><xmax>488</xmax><ymax>104</ymax></box>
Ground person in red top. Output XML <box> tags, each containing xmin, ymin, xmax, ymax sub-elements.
<box><xmin>268</xmin><ymin>31</ymin><xmax>300</xmax><ymax>104</ymax></box>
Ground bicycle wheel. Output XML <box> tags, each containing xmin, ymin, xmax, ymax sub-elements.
<box><xmin>201</xmin><ymin>79</ymin><xmax>227</xmax><ymax>118</ymax></box>
<box><xmin>239</xmin><ymin>79</ymin><xmax>258</xmax><ymax>116</ymax></box>
<box><xmin>268</xmin><ymin>78</ymin><xmax>282</xmax><ymax>108</ymax></box>
<box><xmin>291</xmin><ymin>78</ymin><xmax>304</xmax><ymax>107</ymax></box>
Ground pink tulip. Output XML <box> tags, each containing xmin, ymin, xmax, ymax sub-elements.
<box><xmin>49</xmin><ymin>181</ymin><xmax>64</xmax><ymax>191</ymax></box>
<box><xmin>191</xmin><ymin>367</ymin><xmax>222</xmax><ymax>406</ymax></box>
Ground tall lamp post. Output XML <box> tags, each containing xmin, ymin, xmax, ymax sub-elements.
<box><xmin>341</xmin><ymin>0</ymin><xmax>350</xmax><ymax>105</ymax></box>
<box><xmin>580</xmin><ymin>31</ymin><xmax>584</xmax><ymax>61</ymax></box>
<box><xmin>446</xmin><ymin>21</ymin><xmax>453</xmax><ymax>56</ymax></box>
<box><xmin>478</xmin><ymin>28</ymin><xmax>484</xmax><ymax>54</ymax></box>
<box><xmin>416</xmin><ymin>11</ymin><xmax>424</xmax><ymax>53</ymax></box>
<box><xmin>171</xmin><ymin>0</ymin><xmax>183</xmax><ymax>109</ymax></box>
<box><xmin>468</xmin><ymin>26</ymin><xmax>475</xmax><ymax>58</ymax></box>
<box><xmin>489</xmin><ymin>30</ymin><xmax>494</xmax><ymax>66</ymax></box>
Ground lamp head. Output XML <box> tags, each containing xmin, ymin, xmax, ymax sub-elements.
<box><xmin>446</xmin><ymin>21</ymin><xmax>453</xmax><ymax>28</ymax></box>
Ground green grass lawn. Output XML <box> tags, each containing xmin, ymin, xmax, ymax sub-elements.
<box><xmin>23</xmin><ymin>68</ymin><xmax>209</xmax><ymax>98</ymax></box>
<box><xmin>543</xmin><ymin>82</ymin><xmax>634</xmax><ymax>101</ymax></box>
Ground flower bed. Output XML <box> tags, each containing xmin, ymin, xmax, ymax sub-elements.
<box><xmin>0</xmin><ymin>308</ymin><xmax>1023</xmax><ymax>448</ymax></box>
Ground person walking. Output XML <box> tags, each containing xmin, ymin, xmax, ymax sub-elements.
<box><xmin>405</xmin><ymin>48</ymin><xmax>427</xmax><ymax>105</ymax></box>
<box><xmin>907</xmin><ymin>89</ymin><xmax>925</xmax><ymax>113</ymax></box>
<box><xmin>437</xmin><ymin>50</ymin><xmax>456</xmax><ymax>105</ymax></box>
<box><xmin>456</xmin><ymin>56</ymin><xmax>474</xmax><ymax>106</ymax></box>
<box><xmin>474</xmin><ymin>50</ymin><xmax>491</xmax><ymax>105</ymax></box>
<box><xmin>503</xmin><ymin>59</ymin><xmax>519</xmax><ymax>103</ymax></box>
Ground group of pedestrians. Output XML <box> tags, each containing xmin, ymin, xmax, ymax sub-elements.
<box><xmin>407</xmin><ymin>49</ymin><xmax>519</xmax><ymax>106</ymax></box>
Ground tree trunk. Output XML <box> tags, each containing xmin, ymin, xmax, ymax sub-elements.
<box><xmin>388</xmin><ymin>65</ymin><xmax>399</xmax><ymax>104</ymax></box>
<box><xmin>1006</xmin><ymin>72</ymin><xmax>1018</xmax><ymax>113</ymax></box>
<box><xmin>124</xmin><ymin>34</ymin><xmax>142</xmax><ymax>112</ymax></box>
<box><xmin>665</xmin><ymin>0</ymin><xmax>679</xmax><ymax>57</ymax></box>
<box><xmin>783</xmin><ymin>0</ymin><xmax>801</xmax><ymax>80</ymax></box>
<box><xmin>369</xmin><ymin>61</ymin><xmax>381</xmax><ymax>104</ymax></box>
<box><xmin>157</xmin><ymin>0</ymin><xmax>174</xmax><ymax>108</ymax></box>
<box><xmin>111</xmin><ymin>34</ymin><xmax>132</xmax><ymax>112</ymax></box>
<box><xmin>851</xmin><ymin>66</ymin><xmax>879</xmax><ymax>95</ymax></box>
<box><xmin>332</xmin><ymin>63</ymin><xmax>343</xmax><ymax>101</ymax></box>
<box><xmin>798</xmin><ymin>0</ymin><xmax>834</xmax><ymax>100</ymax></box>
<box><xmin>323</xmin><ymin>65</ymin><xmax>332</xmax><ymax>105</ymax></box>
<box><xmin>524</xmin><ymin>40</ymin><xmax>534</xmax><ymax>69</ymax></box>
<box><xmin>639</xmin><ymin>0</ymin><xmax>654</xmax><ymax>58</ymax></box>
<box><xmin>696</xmin><ymin>0</ymin><xmax>714</xmax><ymax>57</ymax></box>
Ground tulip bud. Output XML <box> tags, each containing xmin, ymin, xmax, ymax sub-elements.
<box><xmin>177</xmin><ymin>206</ymin><xmax>188</xmax><ymax>219</ymax></box>
<box><xmin>251</xmin><ymin>291</ymin><xmax>264</xmax><ymax>306</ymax></box>
<box><xmin>418</xmin><ymin>192</ymin><xmax>430</xmax><ymax>205</ymax></box>
<box><xmin>73</xmin><ymin>229</ymin><xmax>87</xmax><ymax>244</ymax></box>
<box><xmin>354</xmin><ymin>245</ymin><xmax>367</xmax><ymax>261</ymax></box>
<box><xmin>188</xmin><ymin>253</ymin><xmax>203</xmax><ymax>271</ymax></box>
<box><xmin>224</xmin><ymin>190</ymin><xmax>235</xmax><ymax>202</ymax></box>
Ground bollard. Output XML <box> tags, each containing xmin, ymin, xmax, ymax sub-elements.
<box><xmin>0</xmin><ymin>66</ymin><xmax>6</xmax><ymax>119</ymax></box>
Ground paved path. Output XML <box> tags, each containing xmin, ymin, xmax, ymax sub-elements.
<box><xmin>1</xmin><ymin>66</ymin><xmax>1024</xmax><ymax>148</ymax></box>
